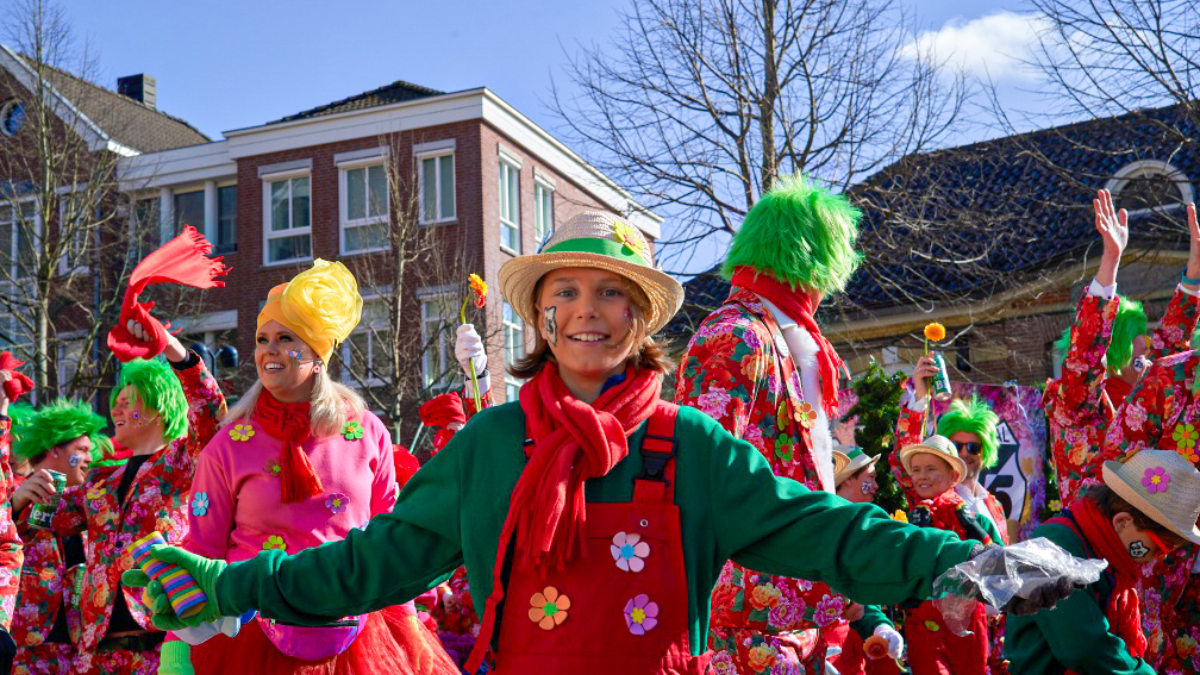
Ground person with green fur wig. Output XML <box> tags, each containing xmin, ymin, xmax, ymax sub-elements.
<box><xmin>677</xmin><ymin>173</ymin><xmax>869</xmax><ymax>672</ymax></box>
<box><xmin>1051</xmin><ymin>297</ymin><xmax>1147</xmax><ymax>377</ymax></box>
<box><xmin>11</xmin><ymin>399</ymin><xmax>104</xmax><ymax>498</ymax></box>
<box><xmin>110</xmin><ymin>358</ymin><xmax>191</xmax><ymax>443</ymax></box>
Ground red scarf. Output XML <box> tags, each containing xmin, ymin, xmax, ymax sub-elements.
<box><xmin>1051</xmin><ymin>500</ymin><xmax>1146</xmax><ymax>659</ymax></box>
<box><xmin>915</xmin><ymin>490</ymin><xmax>969</xmax><ymax>535</ymax></box>
<box><xmin>465</xmin><ymin>362</ymin><xmax>662</xmax><ymax>673</ymax></box>
<box><xmin>731</xmin><ymin>267</ymin><xmax>845</xmax><ymax>417</ymax></box>
<box><xmin>253</xmin><ymin>390</ymin><xmax>323</xmax><ymax>503</ymax></box>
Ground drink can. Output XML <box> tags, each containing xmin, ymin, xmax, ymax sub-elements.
<box><xmin>28</xmin><ymin>470</ymin><xmax>66</xmax><ymax>530</ymax></box>
<box><xmin>930</xmin><ymin>352</ymin><xmax>954</xmax><ymax>402</ymax></box>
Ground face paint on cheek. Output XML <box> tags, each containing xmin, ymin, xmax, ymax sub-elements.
<box><xmin>861</xmin><ymin>482</ymin><xmax>873</xmax><ymax>496</ymax></box>
<box><xmin>286</xmin><ymin>350</ymin><xmax>303</xmax><ymax>364</ymax></box>
<box><xmin>68</xmin><ymin>455</ymin><xmax>82</xmax><ymax>468</ymax></box>
<box><xmin>544</xmin><ymin>306</ymin><xmax>558</xmax><ymax>346</ymax></box>
<box><xmin>1129</xmin><ymin>540</ymin><xmax>1151</xmax><ymax>558</ymax></box>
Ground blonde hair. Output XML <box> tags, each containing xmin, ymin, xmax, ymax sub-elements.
<box><xmin>222</xmin><ymin>368</ymin><xmax>366</xmax><ymax>438</ymax></box>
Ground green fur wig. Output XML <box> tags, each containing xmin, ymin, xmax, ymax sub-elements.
<box><xmin>937</xmin><ymin>395</ymin><xmax>1000</xmax><ymax>470</ymax></box>
<box><xmin>722</xmin><ymin>173</ymin><xmax>864</xmax><ymax>294</ymax></box>
<box><xmin>109</xmin><ymin>358</ymin><xmax>188</xmax><ymax>441</ymax></box>
<box><xmin>1053</xmin><ymin>297</ymin><xmax>1146</xmax><ymax>375</ymax></box>
<box><xmin>12</xmin><ymin>399</ymin><xmax>107</xmax><ymax>464</ymax></box>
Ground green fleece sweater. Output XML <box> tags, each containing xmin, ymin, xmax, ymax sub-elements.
<box><xmin>216</xmin><ymin>403</ymin><xmax>978</xmax><ymax>655</ymax></box>
<box><xmin>1004</xmin><ymin>520</ymin><xmax>1154</xmax><ymax>674</ymax></box>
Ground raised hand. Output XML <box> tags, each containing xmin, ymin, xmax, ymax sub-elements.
<box><xmin>910</xmin><ymin>354</ymin><xmax>939</xmax><ymax>402</ymax></box>
<box><xmin>1184</xmin><ymin>203</ymin><xmax>1199</xmax><ymax>286</ymax></box>
<box><xmin>1094</xmin><ymin>189</ymin><xmax>1128</xmax><ymax>287</ymax></box>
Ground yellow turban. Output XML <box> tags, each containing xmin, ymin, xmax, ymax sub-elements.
<box><xmin>256</xmin><ymin>259</ymin><xmax>363</xmax><ymax>365</ymax></box>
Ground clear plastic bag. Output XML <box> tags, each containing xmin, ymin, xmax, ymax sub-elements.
<box><xmin>932</xmin><ymin>538</ymin><xmax>1107</xmax><ymax>635</ymax></box>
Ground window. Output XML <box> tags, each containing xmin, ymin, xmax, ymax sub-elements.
<box><xmin>343</xmin><ymin>301</ymin><xmax>394</xmax><ymax>387</ymax></box>
<box><xmin>534</xmin><ymin>181</ymin><xmax>553</xmax><ymax>249</ymax></box>
<box><xmin>56</xmin><ymin>338</ymin><xmax>86</xmax><ymax>395</ymax></box>
<box><xmin>503</xmin><ymin>301</ymin><xmax>525</xmax><ymax>401</ymax></box>
<box><xmin>263</xmin><ymin>175</ymin><xmax>311</xmax><ymax>265</ymax></box>
<box><xmin>499</xmin><ymin>160</ymin><xmax>520</xmax><ymax>252</ymax></box>
<box><xmin>0</xmin><ymin>100</ymin><xmax>25</xmax><ymax>137</ymax></box>
<box><xmin>420</xmin><ymin>153</ymin><xmax>455</xmax><ymax>224</ymax></box>
<box><xmin>174</xmin><ymin>190</ymin><xmax>204</xmax><ymax>232</ymax></box>
<box><xmin>57</xmin><ymin>196</ymin><xmax>89</xmax><ymax>276</ymax></box>
<box><xmin>421</xmin><ymin>296</ymin><xmax>457</xmax><ymax>390</ymax></box>
<box><xmin>0</xmin><ymin>202</ymin><xmax>37</xmax><ymax>281</ymax></box>
<box><xmin>1107</xmin><ymin>160</ymin><xmax>1195</xmax><ymax>216</ymax></box>
<box><xmin>341</xmin><ymin>164</ymin><xmax>389</xmax><ymax>254</ymax></box>
<box><xmin>216</xmin><ymin>185</ymin><xmax>236</xmax><ymax>253</ymax></box>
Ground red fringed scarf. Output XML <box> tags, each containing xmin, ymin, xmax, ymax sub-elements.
<box><xmin>731</xmin><ymin>267</ymin><xmax>845</xmax><ymax>417</ymax></box>
<box><xmin>465</xmin><ymin>362</ymin><xmax>662</xmax><ymax>673</ymax></box>
<box><xmin>253</xmin><ymin>390</ymin><xmax>323</xmax><ymax>503</ymax></box>
<box><xmin>107</xmin><ymin>226</ymin><xmax>230</xmax><ymax>362</ymax></box>
<box><xmin>420</xmin><ymin>392</ymin><xmax>467</xmax><ymax>453</ymax></box>
<box><xmin>0</xmin><ymin>352</ymin><xmax>32</xmax><ymax>401</ymax></box>
<box><xmin>1051</xmin><ymin>500</ymin><xmax>1146</xmax><ymax>659</ymax></box>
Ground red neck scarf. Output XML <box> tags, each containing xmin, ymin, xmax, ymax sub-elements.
<box><xmin>917</xmin><ymin>490</ymin><xmax>968</xmax><ymax>535</ymax></box>
<box><xmin>1053</xmin><ymin>500</ymin><xmax>1146</xmax><ymax>658</ymax></box>
<box><xmin>731</xmin><ymin>267</ymin><xmax>845</xmax><ymax>417</ymax></box>
<box><xmin>253</xmin><ymin>390</ymin><xmax>323</xmax><ymax>503</ymax></box>
<box><xmin>465</xmin><ymin>362</ymin><xmax>662</xmax><ymax>673</ymax></box>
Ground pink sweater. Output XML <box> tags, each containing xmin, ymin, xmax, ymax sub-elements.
<box><xmin>183</xmin><ymin>410</ymin><xmax>398</xmax><ymax>563</ymax></box>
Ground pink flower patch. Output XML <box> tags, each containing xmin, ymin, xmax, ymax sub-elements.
<box><xmin>696</xmin><ymin>387</ymin><xmax>733</xmax><ymax>418</ymax></box>
<box><xmin>611</xmin><ymin>532</ymin><xmax>650</xmax><ymax>572</ymax></box>
<box><xmin>813</xmin><ymin>594</ymin><xmax>844</xmax><ymax>627</ymax></box>
<box><xmin>624</xmin><ymin>594</ymin><xmax>658</xmax><ymax>635</ymax></box>
<box><xmin>1142</xmin><ymin>466</ymin><xmax>1170</xmax><ymax>493</ymax></box>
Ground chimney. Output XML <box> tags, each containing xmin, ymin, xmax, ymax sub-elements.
<box><xmin>117</xmin><ymin>74</ymin><xmax>156</xmax><ymax>109</ymax></box>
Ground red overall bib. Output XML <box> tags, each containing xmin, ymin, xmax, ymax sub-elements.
<box><xmin>492</xmin><ymin>403</ymin><xmax>712</xmax><ymax>674</ymax></box>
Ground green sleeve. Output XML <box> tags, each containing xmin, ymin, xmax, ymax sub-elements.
<box><xmin>698</xmin><ymin>411</ymin><xmax>979</xmax><ymax>605</ymax></box>
<box><xmin>851</xmin><ymin>604</ymin><xmax>891</xmax><ymax>639</ymax></box>
<box><xmin>215</xmin><ymin>440</ymin><xmax>466</xmax><ymax>623</ymax></box>
<box><xmin>1004</xmin><ymin>524</ymin><xmax>1154</xmax><ymax>675</ymax></box>
<box><xmin>979</xmin><ymin>512</ymin><xmax>1004</xmax><ymax>544</ymax></box>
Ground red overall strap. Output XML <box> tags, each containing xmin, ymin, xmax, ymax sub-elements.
<box><xmin>633</xmin><ymin>402</ymin><xmax>679</xmax><ymax>504</ymax></box>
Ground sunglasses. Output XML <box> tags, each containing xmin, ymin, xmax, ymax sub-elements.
<box><xmin>954</xmin><ymin>441</ymin><xmax>983</xmax><ymax>456</ymax></box>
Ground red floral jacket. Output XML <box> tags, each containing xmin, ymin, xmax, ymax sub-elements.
<box><xmin>51</xmin><ymin>359</ymin><xmax>225</xmax><ymax>651</ymax></box>
<box><xmin>1101</xmin><ymin>349</ymin><xmax>1200</xmax><ymax>672</ymax></box>
<box><xmin>12</xmin><ymin>478</ymin><xmax>87</xmax><ymax>650</ymax></box>
<box><xmin>676</xmin><ymin>288</ymin><xmax>847</xmax><ymax>664</ymax></box>
<box><xmin>0</xmin><ymin>417</ymin><xmax>23</xmax><ymax>632</ymax></box>
<box><xmin>1044</xmin><ymin>288</ymin><xmax>1198</xmax><ymax>504</ymax></box>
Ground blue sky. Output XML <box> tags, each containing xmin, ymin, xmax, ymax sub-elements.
<box><xmin>61</xmin><ymin>0</ymin><xmax>1052</xmax><ymax>273</ymax></box>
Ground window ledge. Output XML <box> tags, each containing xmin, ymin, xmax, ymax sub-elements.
<box><xmin>260</xmin><ymin>258</ymin><xmax>314</xmax><ymax>270</ymax></box>
<box><xmin>500</xmin><ymin>245</ymin><xmax>519</xmax><ymax>257</ymax></box>
<box><xmin>419</xmin><ymin>219</ymin><xmax>458</xmax><ymax>228</ymax></box>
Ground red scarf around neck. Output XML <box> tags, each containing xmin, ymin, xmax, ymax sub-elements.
<box><xmin>465</xmin><ymin>361</ymin><xmax>662</xmax><ymax>673</ymax></box>
<box><xmin>1052</xmin><ymin>500</ymin><xmax>1146</xmax><ymax>659</ymax></box>
<box><xmin>253</xmin><ymin>390</ymin><xmax>323</xmax><ymax>503</ymax></box>
<box><xmin>731</xmin><ymin>267</ymin><xmax>845</xmax><ymax>417</ymax></box>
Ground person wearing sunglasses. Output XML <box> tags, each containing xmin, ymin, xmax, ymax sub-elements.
<box><xmin>1005</xmin><ymin>450</ymin><xmax>1198</xmax><ymax>674</ymax></box>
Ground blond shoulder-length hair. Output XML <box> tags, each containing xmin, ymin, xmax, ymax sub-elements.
<box><xmin>222</xmin><ymin>368</ymin><xmax>366</xmax><ymax>437</ymax></box>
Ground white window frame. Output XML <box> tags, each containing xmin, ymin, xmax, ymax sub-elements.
<box><xmin>56</xmin><ymin>331</ymin><xmax>87</xmax><ymax>395</ymax></box>
<box><xmin>215</xmin><ymin>182</ymin><xmax>237</xmax><ymax>254</ymax></box>
<box><xmin>502</xmin><ymin>300</ymin><xmax>526</xmax><ymax>401</ymax></box>
<box><xmin>261</xmin><ymin>170</ymin><xmax>313</xmax><ymax>267</ymax></box>
<box><xmin>0</xmin><ymin>198</ymin><xmax>40</xmax><ymax>282</ymax></box>
<box><xmin>1105</xmin><ymin>160</ymin><xmax>1195</xmax><ymax>219</ymax></box>
<box><xmin>533</xmin><ymin>177</ymin><xmax>554</xmax><ymax>251</ymax></box>
<box><xmin>499</xmin><ymin>157</ymin><xmax>521</xmax><ymax>253</ymax></box>
<box><xmin>56</xmin><ymin>196</ymin><xmax>90</xmax><ymax>276</ymax></box>
<box><xmin>420</xmin><ymin>291</ymin><xmax>458</xmax><ymax>391</ymax></box>
<box><xmin>340</xmin><ymin>296</ymin><xmax>393</xmax><ymax>389</ymax></box>
<box><xmin>338</xmin><ymin>161</ymin><xmax>390</xmax><ymax>255</ymax></box>
<box><xmin>417</xmin><ymin>150</ymin><xmax>456</xmax><ymax>225</ymax></box>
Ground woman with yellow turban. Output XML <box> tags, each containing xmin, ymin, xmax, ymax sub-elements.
<box><xmin>157</xmin><ymin>260</ymin><xmax>456</xmax><ymax>675</ymax></box>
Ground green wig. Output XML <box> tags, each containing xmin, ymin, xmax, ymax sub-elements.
<box><xmin>12</xmin><ymin>399</ymin><xmax>107</xmax><ymax>464</ymax></box>
<box><xmin>722</xmin><ymin>173</ymin><xmax>864</xmax><ymax>294</ymax></box>
<box><xmin>109</xmin><ymin>359</ymin><xmax>189</xmax><ymax>441</ymax></box>
<box><xmin>1053</xmin><ymin>298</ymin><xmax>1146</xmax><ymax>375</ymax></box>
<box><xmin>937</xmin><ymin>396</ymin><xmax>1000</xmax><ymax>470</ymax></box>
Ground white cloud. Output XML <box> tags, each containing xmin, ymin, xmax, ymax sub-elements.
<box><xmin>903</xmin><ymin>12</ymin><xmax>1050</xmax><ymax>81</ymax></box>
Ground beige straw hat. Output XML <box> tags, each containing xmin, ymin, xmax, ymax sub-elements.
<box><xmin>498</xmin><ymin>211</ymin><xmax>684</xmax><ymax>335</ymax></box>
<box><xmin>899</xmin><ymin>435</ymin><xmax>968</xmax><ymax>487</ymax></box>
<box><xmin>834</xmin><ymin>446</ymin><xmax>881</xmax><ymax>487</ymax></box>
<box><xmin>1102</xmin><ymin>450</ymin><xmax>1200</xmax><ymax>546</ymax></box>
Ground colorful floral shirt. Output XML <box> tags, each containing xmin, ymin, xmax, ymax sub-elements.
<box><xmin>676</xmin><ymin>288</ymin><xmax>848</xmax><ymax>671</ymax></box>
<box><xmin>11</xmin><ymin>474</ymin><xmax>85</xmax><ymax>653</ymax></box>
<box><xmin>50</xmin><ymin>359</ymin><xmax>225</xmax><ymax>651</ymax></box>
<box><xmin>1044</xmin><ymin>288</ymin><xmax>1198</xmax><ymax>505</ymax></box>
<box><xmin>0</xmin><ymin>416</ymin><xmax>22</xmax><ymax>631</ymax></box>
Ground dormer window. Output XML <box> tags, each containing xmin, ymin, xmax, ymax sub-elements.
<box><xmin>0</xmin><ymin>100</ymin><xmax>25</xmax><ymax>137</ymax></box>
<box><xmin>1106</xmin><ymin>160</ymin><xmax>1194</xmax><ymax>215</ymax></box>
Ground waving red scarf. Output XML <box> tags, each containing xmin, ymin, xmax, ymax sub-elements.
<box><xmin>253</xmin><ymin>390</ymin><xmax>323</xmax><ymax>503</ymax></box>
<box><xmin>731</xmin><ymin>267</ymin><xmax>845</xmax><ymax>417</ymax></box>
<box><xmin>465</xmin><ymin>362</ymin><xmax>662</xmax><ymax>673</ymax></box>
<box><xmin>1052</xmin><ymin>500</ymin><xmax>1146</xmax><ymax>660</ymax></box>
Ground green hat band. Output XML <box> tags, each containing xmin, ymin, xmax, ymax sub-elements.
<box><xmin>845</xmin><ymin>448</ymin><xmax>866</xmax><ymax>460</ymax></box>
<box><xmin>542</xmin><ymin>236</ymin><xmax>650</xmax><ymax>268</ymax></box>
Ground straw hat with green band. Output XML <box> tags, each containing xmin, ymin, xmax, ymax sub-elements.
<box><xmin>499</xmin><ymin>211</ymin><xmax>684</xmax><ymax>335</ymax></box>
<box><xmin>833</xmin><ymin>446</ymin><xmax>881</xmax><ymax>487</ymax></box>
<box><xmin>1102</xmin><ymin>450</ymin><xmax>1200</xmax><ymax>546</ymax></box>
<box><xmin>899</xmin><ymin>435</ymin><xmax>968</xmax><ymax>487</ymax></box>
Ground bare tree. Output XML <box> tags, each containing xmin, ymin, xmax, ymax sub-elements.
<box><xmin>551</xmin><ymin>0</ymin><xmax>968</xmax><ymax>272</ymax></box>
<box><xmin>0</xmin><ymin>0</ymin><xmax>132</xmax><ymax>402</ymax></box>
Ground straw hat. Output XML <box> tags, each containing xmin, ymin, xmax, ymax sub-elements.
<box><xmin>498</xmin><ymin>211</ymin><xmax>684</xmax><ymax>335</ymax></box>
<box><xmin>834</xmin><ymin>446</ymin><xmax>881</xmax><ymax>487</ymax></box>
<box><xmin>899</xmin><ymin>435</ymin><xmax>968</xmax><ymax>486</ymax></box>
<box><xmin>1103</xmin><ymin>450</ymin><xmax>1200</xmax><ymax>546</ymax></box>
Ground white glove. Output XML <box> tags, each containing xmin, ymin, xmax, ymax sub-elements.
<box><xmin>455</xmin><ymin>324</ymin><xmax>490</xmax><ymax>394</ymax></box>
<box><xmin>874</xmin><ymin>624</ymin><xmax>904</xmax><ymax>661</ymax></box>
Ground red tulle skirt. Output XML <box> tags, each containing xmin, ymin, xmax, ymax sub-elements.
<box><xmin>190</xmin><ymin>605</ymin><xmax>459</xmax><ymax>675</ymax></box>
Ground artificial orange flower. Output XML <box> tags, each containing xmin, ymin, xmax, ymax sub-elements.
<box><xmin>468</xmin><ymin>273</ymin><xmax>488</xmax><ymax>309</ymax></box>
<box><xmin>924</xmin><ymin>322</ymin><xmax>946</xmax><ymax>342</ymax></box>
<box><xmin>528</xmin><ymin>586</ymin><xmax>570</xmax><ymax>630</ymax></box>
<box><xmin>863</xmin><ymin>634</ymin><xmax>889</xmax><ymax>660</ymax></box>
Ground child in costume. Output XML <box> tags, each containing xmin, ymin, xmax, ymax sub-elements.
<box><xmin>676</xmin><ymin>175</ymin><xmax>863</xmax><ymax>672</ymax></box>
<box><xmin>126</xmin><ymin>211</ymin><xmax>1091</xmax><ymax>675</ymax></box>
<box><xmin>1043</xmin><ymin>190</ymin><xmax>1200</xmax><ymax>505</ymax></box>
<box><xmin>826</xmin><ymin>448</ymin><xmax>904</xmax><ymax>675</ymax></box>
<box><xmin>161</xmin><ymin>260</ymin><xmax>457</xmax><ymax>675</ymax></box>
<box><xmin>8</xmin><ymin>401</ymin><xmax>107</xmax><ymax>674</ymax></box>
<box><xmin>1005</xmin><ymin>450</ymin><xmax>1199</xmax><ymax>674</ymax></box>
<box><xmin>897</xmin><ymin>436</ymin><xmax>1003</xmax><ymax>675</ymax></box>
